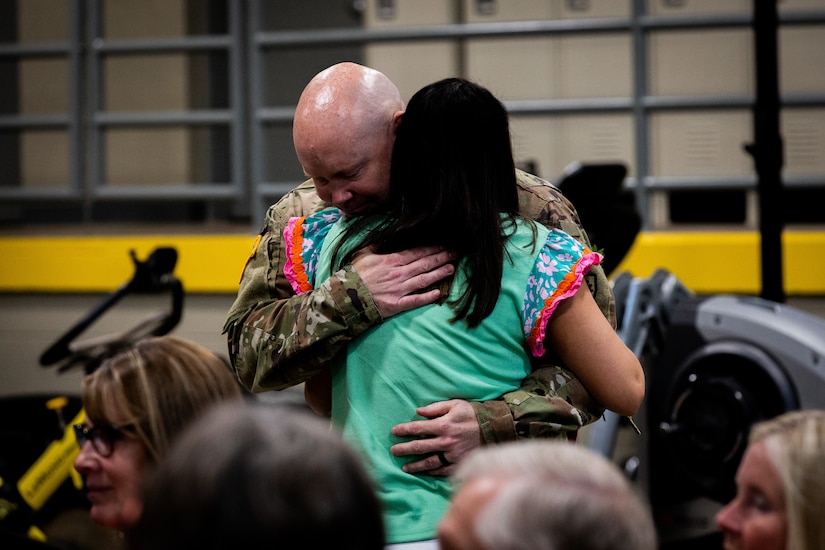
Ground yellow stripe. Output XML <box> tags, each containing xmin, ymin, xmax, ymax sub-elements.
<box><xmin>612</xmin><ymin>230</ymin><xmax>825</xmax><ymax>294</ymax></box>
<box><xmin>1</xmin><ymin>230</ymin><xmax>823</xmax><ymax>294</ymax></box>
<box><xmin>0</xmin><ymin>234</ymin><xmax>256</xmax><ymax>293</ymax></box>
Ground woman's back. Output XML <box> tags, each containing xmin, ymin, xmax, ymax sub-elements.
<box><xmin>315</xmin><ymin>213</ymin><xmax>598</xmax><ymax>543</ymax></box>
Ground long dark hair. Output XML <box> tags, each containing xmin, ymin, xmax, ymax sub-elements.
<box><xmin>335</xmin><ymin>78</ymin><xmax>524</xmax><ymax>327</ymax></box>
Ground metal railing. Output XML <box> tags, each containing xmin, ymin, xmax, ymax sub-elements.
<box><xmin>2</xmin><ymin>0</ymin><xmax>823</xmax><ymax>229</ymax></box>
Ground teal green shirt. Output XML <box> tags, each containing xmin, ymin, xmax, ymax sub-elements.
<box><xmin>286</xmin><ymin>211</ymin><xmax>598</xmax><ymax>543</ymax></box>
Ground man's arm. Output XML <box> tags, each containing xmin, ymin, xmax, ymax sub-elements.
<box><xmin>223</xmin><ymin>182</ymin><xmax>368</xmax><ymax>391</ymax></box>
<box><xmin>390</xmin><ymin>366</ymin><xmax>605</xmax><ymax>475</ymax></box>
<box><xmin>223</xmin><ymin>181</ymin><xmax>453</xmax><ymax>392</ymax></box>
<box><xmin>471</xmin><ymin>365</ymin><xmax>605</xmax><ymax>442</ymax></box>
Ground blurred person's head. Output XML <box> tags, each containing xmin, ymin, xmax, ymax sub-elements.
<box><xmin>293</xmin><ymin>62</ymin><xmax>404</xmax><ymax>217</ymax></box>
<box><xmin>128</xmin><ymin>402</ymin><xmax>385</xmax><ymax>550</ymax></box>
<box><xmin>438</xmin><ymin>440</ymin><xmax>656</xmax><ymax>550</ymax></box>
<box><xmin>73</xmin><ymin>335</ymin><xmax>243</xmax><ymax>531</ymax></box>
<box><xmin>715</xmin><ymin>409</ymin><xmax>825</xmax><ymax>550</ymax></box>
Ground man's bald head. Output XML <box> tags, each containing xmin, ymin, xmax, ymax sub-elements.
<box><xmin>292</xmin><ymin>63</ymin><xmax>404</xmax><ymax>216</ymax></box>
<box><xmin>294</xmin><ymin>62</ymin><xmax>404</xmax><ymax>158</ymax></box>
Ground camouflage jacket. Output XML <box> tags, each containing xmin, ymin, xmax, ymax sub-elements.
<box><xmin>223</xmin><ymin>169</ymin><xmax>615</xmax><ymax>442</ymax></box>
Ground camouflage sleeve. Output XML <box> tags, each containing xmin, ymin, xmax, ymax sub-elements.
<box><xmin>472</xmin><ymin>367</ymin><xmax>605</xmax><ymax>442</ymax></box>
<box><xmin>516</xmin><ymin>170</ymin><xmax>616</xmax><ymax>328</ymax></box>
<box><xmin>471</xmin><ymin>169</ymin><xmax>615</xmax><ymax>444</ymax></box>
<box><xmin>223</xmin><ymin>182</ymin><xmax>383</xmax><ymax>392</ymax></box>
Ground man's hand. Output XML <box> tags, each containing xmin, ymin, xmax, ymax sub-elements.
<box><xmin>390</xmin><ymin>400</ymin><xmax>482</xmax><ymax>476</ymax></box>
<box><xmin>351</xmin><ymin>246</ymin><xmax>455</xmax><ymax>319</ymax></box>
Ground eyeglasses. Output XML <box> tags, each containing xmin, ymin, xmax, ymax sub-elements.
<box><xmin>73</xmin><ymin>423</ymin><xmax>135</xmax><ymax>458</ymax></box>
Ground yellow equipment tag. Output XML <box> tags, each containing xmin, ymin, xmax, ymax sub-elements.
<box><xmin>17</xmin><ymin>410</ymin><xmax>85</xmax><ymax>510</ymax></box>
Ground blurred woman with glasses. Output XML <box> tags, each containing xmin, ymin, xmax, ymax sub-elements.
<box><xmin>73</xmin><ymin>335</ymin><xmax>244</xmax><ymax>532</ymax></box>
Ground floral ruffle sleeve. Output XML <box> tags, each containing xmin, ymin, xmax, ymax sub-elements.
<box><xmin>523</xmin><ymin>229</ymin><xmax>603</xmax><ymax>357</ymax></box>
<box><xmin>283</xmin><ymin>207</ymin><xmax>341</xmax><ymax>294</ymax></box>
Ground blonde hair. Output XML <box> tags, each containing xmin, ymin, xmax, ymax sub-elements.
<box><xmin>749</xmin><ymin>410</ymin><xmax>825</xmax><ymax>550</ymax></box>
<box><xmin>81</xmin><ymin>335</ymin><xmax>244</xmax><ymax>461</ymax></box>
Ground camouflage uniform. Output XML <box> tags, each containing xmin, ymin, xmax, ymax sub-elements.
<box><xmin>223</xmin><ymin>169</ymin><xmax>615</xmax><ymax>442</ymax></box>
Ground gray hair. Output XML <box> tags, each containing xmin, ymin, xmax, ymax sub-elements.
<box><xmin>453</xmin><ymin>440</ymin><xmax>657</xmax><ymax>550</ymax></box>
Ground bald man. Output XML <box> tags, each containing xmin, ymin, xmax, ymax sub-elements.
<box><xmin>224</xmin><ymin>62</ymin><xmax>613</xmax><ymax>475</ymax></box>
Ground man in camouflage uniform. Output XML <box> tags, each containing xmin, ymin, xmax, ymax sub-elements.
<box><xmin>224</xmin><ymin>62</ymin><xmax>615</xmax><ymax>474</ymax></box>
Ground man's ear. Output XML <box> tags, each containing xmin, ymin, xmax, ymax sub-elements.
<box><xmin>391</xmin><ymin>110</ymin><xmax>404</xmax><ymax>130</ymax></box>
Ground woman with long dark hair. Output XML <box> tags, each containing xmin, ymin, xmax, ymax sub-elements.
<box><xmin>286</xmin><ymin>78</ymin><xmax>643</xmax><ymax>547</ymax></box>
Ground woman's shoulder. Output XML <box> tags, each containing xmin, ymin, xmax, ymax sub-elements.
<box><xmin>283</xmin><ymin>208</ymin><xmax>342</xmax><ymax>293</ymax></box>
<box><xmin>535</xmin><ymin>228</ymin><xmax>602</xmax><ymax>283</ymax></box>
<box><xmin>522</xmin><ymin>229</ymin><xmax>604</xmax><ymax>356</ymax></box>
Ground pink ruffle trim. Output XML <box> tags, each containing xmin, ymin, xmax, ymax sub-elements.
<box><xmin>283</xmin><ymin>216</ymin><xmax>312</xmax><ymax>294</ymax></box>
<box><xmin>527</xmin><ymin>250</ymin><xmax>603</xmax><ymax>357</ymax></box>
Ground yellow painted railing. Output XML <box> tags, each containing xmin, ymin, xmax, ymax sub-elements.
<box><xmin>1</xmin><ymin>231</ymin><xmax>823</xmax><ymax>294</ymax></box>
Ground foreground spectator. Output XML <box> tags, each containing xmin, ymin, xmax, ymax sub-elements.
<box><xmin>438</xmin><ymin>440</ymin><xmax>656</xmax><ymax>550</ymax></box>
<box><xmin>73</xmin><ymin>335</ymin><xmax>244</xmax><ymax>532</ymax></box>
<box><xmin>715</xmin><ymin>409</ymin><xmax>825</xmax><ymax>550</ymax></box>
<box><xmin>128</xmin><ymin>402</ymin><xmax>385</xmax><ymax>550</ymax></box>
